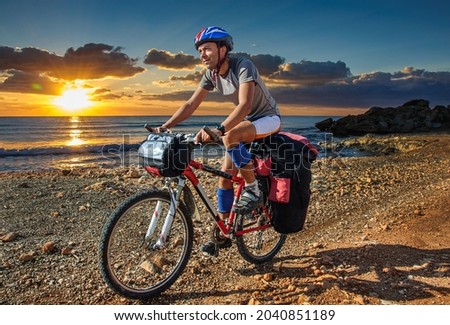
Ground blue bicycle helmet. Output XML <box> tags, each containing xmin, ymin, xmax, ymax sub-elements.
<box><xmin>194</xmin><ymin>26</ymin><xmax>233</xmax><ymax>51</ymax></box>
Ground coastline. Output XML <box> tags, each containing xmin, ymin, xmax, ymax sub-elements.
<box><xmin>1</xmin><ymin>132</ymin><xmax>449</xmax><ymax>305</ymax></box>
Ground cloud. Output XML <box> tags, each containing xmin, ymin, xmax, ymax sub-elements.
<box><xmin>139</xmin><ymin>89</ymin><xmax>225</xmax><ymax>103</ymax></box>
<box><xmin>0</xmin><ymin>70</ymin><xmax>62</xmax><ymax>95</ymax></box>
<box><xmin>148</xmin><ymin>61</ymin><xmax>450</xmax><ymax>110</ymax></box>
<box><xmin>143</xmin><ymin>49</ymin><xmax>200</xmax><ymax>70</ymax></box>
<box><xmin>268</xmin><ymin>60</ymin><xmax>351</xmax><ymax>86</ymax></box>
<box><xmin>4</xmin><ymin>42</ymin><xmax>448</xmax><ymax>111</ymax></box>
<box><xmin>88</xmin><ymin>87</ymin><xmax>121</xmax><ymax>101</ymax></box>
<box><xmin>0</xmin><ymin>44</ymin><xmax>145</xmax><ymax>94</ymax></box>
<box><xmin>0</xmin><ymin>46</ymin><xmax>63</xmax><ymax>74</ymax></box>
<box><xmin>269</xmin><ymin>67</ymin><xmax>450</xmax><ymax>108</ymax></box>
<box><xmin>231</xmin><ymin>52</ymin><xmax>285</xmax><ymax>76</ymax></box>
<box><xmin>58</xmin><ymin>43</ymin><xmax>145</xmax><ymax>79</ymax></box>
<box><xmin>169</xmin><ymin>70</ymin><xmax>204</xmax><ymax>86</ymax></box>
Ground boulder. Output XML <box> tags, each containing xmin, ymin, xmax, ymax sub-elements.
<box><xmin>315</xmin><ymin>99</ymin><xmax>450</xmax><ymax>136</ymax></box>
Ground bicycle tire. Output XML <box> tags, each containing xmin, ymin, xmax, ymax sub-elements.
<box><xmin>98</xmin><ymin>189</ymin><xmax>193</xmax><ymax>299</ymax></box>
<box><xmin>235</xmin><ymin>203</ymin><xmax>287</xmax><ymax>264</ymax></box>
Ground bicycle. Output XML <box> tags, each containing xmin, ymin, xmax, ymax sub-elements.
<box><xmin>98</xmin><ymin>126</ymin><xmax>286</xmax><ymax>300</ymax></box>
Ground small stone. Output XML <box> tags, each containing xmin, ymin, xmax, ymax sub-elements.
<box><xmin>61</xmin><ymin>247</ymin><xmax>72</xmax><ymax>255</ymax></box>
<box><xmin>287</xmin><ymin>284</ymin><xmax>296</xmax><ymax>292</ymax></box>
<box><xmin>248</xmin><ymin>298</ymin><xmax>261</xmax><ymax>305</ymax></box>
<box><xmin>61</xmin><ymin>169</ymin><xmax>72</xmax><ymax>176</ymax></box>
<box><xmin>153</xmin><ymin>255</ymin><xmax>171</xmax><ymax>268</ymax></box>
<box><xmin>17</xmin><ymin>182</ymin><xmax>30</xmax><ymax>188</ymax></box>
<box><xmin>297</xmin><ymin>294</ymin><xmax>310</xmax><ymax>304</ymax></box>
<box><xmin>254</xmin><ymin>274</ymin><xmax>263</xmax><ymax>281</ymax></box>
<box><xmin>353</xmin><ymin>295</ymin><xmax>365</xmax><ymax>304</ymax></box>
<box><xmin>19</xmin><ymin>251</ymin><xmax>35</xmax><ymax>262</ymax></box>
<box><xmin>129</xmin><ymin>170</ymin><xmax>140</xmax><ymax>178</ymax></box>
<box><xmin>1</xmin><ymin>232</ymin><xmax>17</xmax><ymax>242</ymax></box>
<box><xmin>42</xmin><ymin>241</ymin><xmax>56</xmax><ymax>253</ymax></box>
<box><xmin>139</xmin><ymin>261</ymin><xmax>159</xmax><ymax>274</ymax></box>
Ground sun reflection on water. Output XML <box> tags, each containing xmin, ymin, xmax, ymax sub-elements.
<box><xmin>66</xmin><ymin>116</ymin><xmax>86</xmax><ymax>147</ymax></box>
<box><xmin>70</xmin><ymin>116</ymin><xmax>80</xmax><ymax>123</ymax></box>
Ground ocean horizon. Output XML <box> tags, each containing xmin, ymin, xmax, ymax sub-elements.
<box><xmin>0</xmin><ymin>115</ymin><xmax>346</xmax><ymax>172</ymax></box>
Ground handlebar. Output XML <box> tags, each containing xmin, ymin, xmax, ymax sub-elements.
<box><xmin>144</xmin><ymin>124</ymin><xmax>155</xmax><ymax>132</ymax></box>
<box><xmin>143</xmin><ymin>124</ymin><xmax>222</xmax><ymax>145</ymax></box>
<box><xmin>201</xmin><ymin>126</ymin><xmax>221</xmax><ymax>143</ymax></box>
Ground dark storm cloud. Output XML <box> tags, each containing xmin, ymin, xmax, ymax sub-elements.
<box><xmin>0</xmin><ymin>44</ymin><xmax>145</xmax><ymax>94</ymax></box>
<box><xmin>143</xmin><ymin>49</ymin><xmax>200</xmax><ymax>70</ymax></box>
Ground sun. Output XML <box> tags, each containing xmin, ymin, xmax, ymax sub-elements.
<box><xmin>54</xmin><ymin>88</ymin><xmax>93</xmax><ymax>113</ymax></box>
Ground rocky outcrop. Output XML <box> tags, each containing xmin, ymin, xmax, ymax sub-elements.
<box><xmin>316</xmin><ymin>99</ymin><xmax>450</xmax><ymax>136</ymax></box>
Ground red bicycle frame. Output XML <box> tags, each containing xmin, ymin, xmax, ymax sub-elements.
<box><xmin>144</xmin><ymin>158</ymin><xmax>272</xmax><ymax>238</ymax></box>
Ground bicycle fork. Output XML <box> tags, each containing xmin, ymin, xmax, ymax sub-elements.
<box><xmin>145</xmin><ymin>177</ymin><xmax>185</xmax><ymax>249</ymax></box>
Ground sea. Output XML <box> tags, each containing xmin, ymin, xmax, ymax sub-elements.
<box><xmin>0</xmin><ymin>115</ymin><xmax>352</xmax><ymax>172</ymax></box>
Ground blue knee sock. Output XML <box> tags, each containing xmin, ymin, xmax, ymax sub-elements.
<box><xmin>217</xmin><ymin>188</ymin><xmax>234</xmax><ymax>213</ymax></box>
<box><xmin>227</xmin><ymin>142</ymin><xmax>252</xmax><ymax>168</ymax></box>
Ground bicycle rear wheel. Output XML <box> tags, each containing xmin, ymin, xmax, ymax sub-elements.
<box><xmin>235</xmin><ymin>204</ymin><xmax>286</xmax><ymax>264</ymax></box>
<box><xmin>98</xmin><ymin>190</ymin><xmax>193</xmax><ymax>299</ymax></box>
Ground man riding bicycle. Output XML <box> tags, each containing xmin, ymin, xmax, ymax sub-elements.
<box><xmin>153</xmin><ymin>26</ymin><xmax>281</xmax><ymax>256</ymax></box>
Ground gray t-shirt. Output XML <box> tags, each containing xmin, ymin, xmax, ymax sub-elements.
<box><xmin>199</xmin><ymin>56</ymin><xmax>280</xmax><ymax>121</ymax></box>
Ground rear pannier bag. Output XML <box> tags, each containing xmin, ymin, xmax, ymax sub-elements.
<box><xmin>266</xmin><ymin>132</ymin><xmax>318</xmax><ymax>234</ymax></box>
<box><xmin>138</xmin><ymin>133</ymin><xmax>191</xmax><ymax>177</ymax></box>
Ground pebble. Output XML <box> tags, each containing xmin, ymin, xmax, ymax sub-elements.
<box><xmin>1</xmin><ymin>232</ymin><xmax>17</xmax><ymax>242</ymax></box>
<box><xmin>19</xmin><ymin>251</ymin><xmax>35</xmax><ymax>262</ymax></box>
<box><xmin>61</xmin><ymin>247</ymin><xmax>72</xmax><ymax>255</ymax></box>
<box><xmin>262</xmin><ymin>273</ymin><xmax>274</xmax><ymax>282</ymax></box>
<box><xmin>42</xmin><ymin>241</ymin><xmax>56</xmax><ymax>253</ymax></box>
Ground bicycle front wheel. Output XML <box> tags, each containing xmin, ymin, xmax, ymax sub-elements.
<box><xmin>99</xmin><ymin>190</ymin><xmax>193</xmax><ymax>300</ymax></box>
<box><xmin>235</xmin><ymin>205</ymin><xmax>287</xmax><ymax>264</ymax></box>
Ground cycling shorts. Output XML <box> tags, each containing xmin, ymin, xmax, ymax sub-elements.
<box><xmin>252</xmin><ymin>115</ymin><xmax>281</xmax><ymax>139</ymax></box>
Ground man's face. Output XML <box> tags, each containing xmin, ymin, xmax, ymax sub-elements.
<box><xmin>198</xmin><ymin>42</ymin><xmax>226</xmax><ymax>70</ymax></box>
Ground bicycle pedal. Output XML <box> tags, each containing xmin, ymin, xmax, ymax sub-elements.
<box><xmin>200</xmin><ymin>241</ymin><xmax>219</xmax><ymax>257</ymax></box>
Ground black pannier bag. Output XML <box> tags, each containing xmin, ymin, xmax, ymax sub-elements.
<box><xmin>138</xmin><ymin>133</ymin><xmax>191</xmax><ymax>177</ymax></box>
<box><xmin>265</xmin><ymin>132</ymin><xmax>318</xmax><ymax>234</ymax></box>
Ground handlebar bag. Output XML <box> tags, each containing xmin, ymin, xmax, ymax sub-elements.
<box><xmin>138</xmin><ymin>133</ymin><xmax>191</xmax><ymax>177</ymax></box>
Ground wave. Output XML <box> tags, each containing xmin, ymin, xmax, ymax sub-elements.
<box><xmin>0</xmin><ymin>143</ymin><xmax>141</xmax><ymax>158</ymax></box>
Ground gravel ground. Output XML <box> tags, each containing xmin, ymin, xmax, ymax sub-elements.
<box><xmin>1</xmin><ymin>133</ymin><xmax>449</xmax><ymax>305</ymax></box>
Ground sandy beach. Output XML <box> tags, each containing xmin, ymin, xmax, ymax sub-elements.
<box><xmin>1</xmin><ymin>132</ymin><xmax>449</xmax><ymax>305</ymax></box>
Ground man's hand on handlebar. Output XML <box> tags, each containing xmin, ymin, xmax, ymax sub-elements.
<box><xmin>195</xmin><ymin>127</ymin><xmax>221</xmax><ymax>144</ymax></box>
<box><xmin>145</xmin><ymin>124</ymin><xmax>169</xmax><ymax>133</ymax></box>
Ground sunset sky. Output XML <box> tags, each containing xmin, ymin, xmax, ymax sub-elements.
<box><xmin>1</xmin><ymin>0</ymin><xmax>450</xmax><ymax>117</ymax></box>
